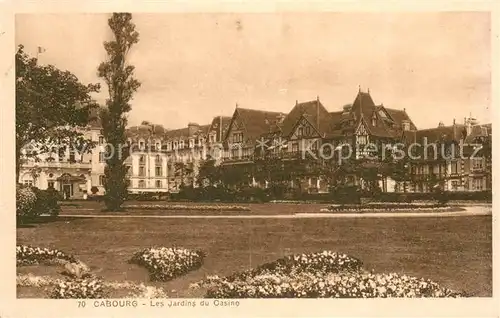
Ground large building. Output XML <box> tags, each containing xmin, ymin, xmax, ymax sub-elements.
<box><xmin>18</xmin><ymin>89</ymin><xmax>491</xmax><ymax>197</ymax></box>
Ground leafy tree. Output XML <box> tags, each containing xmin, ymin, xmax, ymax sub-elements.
<box><xmin>174</xmin><ymin>161</ymin><xmax>194</xmax><ymax>188</ymax></box>
<box><xmin>197</xmin><ymin>155</ymin><xmax>222</xmax><ymax>187</ymax></box>
<box><xmin>15</xmin><ymin>45</ymin><xmax>100</xmax><ymax>182</ymax></box>
<box><xmin>98</xmin><ymin>13</ymin><xmax>141</xmax><ymax>211</ymax></box>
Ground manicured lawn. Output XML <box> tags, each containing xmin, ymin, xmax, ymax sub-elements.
<box><xmin>17</xmin><ymin>207</ymin><xmax>492</xmax><ymax>298</ymax></box>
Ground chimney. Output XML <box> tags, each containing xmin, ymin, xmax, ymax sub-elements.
<box><xmin>188</xmin><ymin>122</ymin><xmax>200</xmax><ymax>136</ymax></box>
<box><xmin>296</xmin><ymin>100</ymin><xmax>298</xmax><ymax>106</ymax></box>
<box><xmin>438</xmin><ymin>121</ymin><xmax>444</xmax><ymax>127</ymax></box>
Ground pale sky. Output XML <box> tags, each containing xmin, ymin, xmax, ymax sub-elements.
<box><xmin>15</xmin><ymin>12</ymin><xmax>491</xmax><ymax>129</ymax></box>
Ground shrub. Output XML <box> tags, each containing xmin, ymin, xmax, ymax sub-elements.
<box><xmin>32</xmin><ymin>188</ymin><xmax>61</xmax><ymax>217</ymax></box>
<box><xmin>331</xmin><ymin>185</ymin><xmax>361</xmax><ymax>204</ymax></box>
<box><xmin>129</xmin><ymin>247</ymin><xmax>205</xmax><ymax>282</ymax></box>
<box><xmin>16</xmin><ymin>245</ymin><xmax>77</xmax><ymax>266</ymax></box>
<box><xmin>50</xmin><ymin>277</ymin><xmax>107</xmax><ymax>299</ymax></box>
<box><xmin>16</xmin><ymin>184</ymin><xmax>37</xmax><ymax>221</ymax></box>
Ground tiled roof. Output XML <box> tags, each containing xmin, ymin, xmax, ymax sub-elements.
<box><xmin>126</xmin><ymin>124</ymin><xmax>167</xmax><ymax>139</ymax></box>
<box><xmin>208</xmin><ymin>116</ymin><xmax>233</xmax><ymax>142</ymax></box>
<box><xmin>280</xmin><ymin>99</ymin><xmax>336</xmax><ymax>138</ymax></box>
<box><xmin>414</xmin><ymin>124</ymin><xmax>467</xmax><ymax>143</ymax></box>
<box><xmin>230</xmin><ymin>107</ymin><xmax>287</xmax><ymax>142</ymax></box>
<box><xmin>346</xmin><ymin>92</ymin><xmax>413</xmax><ymax>138</ymax></box>
<box><xmin>384</xmin><ymin>107</ymin><xmax>417</xmax><ymax>131</ymax></box>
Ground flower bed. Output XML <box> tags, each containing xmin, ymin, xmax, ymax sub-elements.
<box><xmin>193</xmin><ymin>251</ymin><xmax>465</xmax><ymax>298</ymax></box>
<box><xmin>17</xmin><ymin>274</ymin><xmax>168</xmax><ymax>298</ymax></box>
<box><xmin>322</xmin><ymin>203</ymin><xmax>451</xmax><ymax>213</ymax></box>
<box><xmin>50</xmin><ymin>277</ymin><xmax>106</xmax><ymax>299</ymax></box>
<box><xmin>224</xmin><ymin>251</ymin><xmax>362</xmax><ymax>282</ymax></box>
<box><xmin>129</xmin><ymin>247</ymin><xmax>205</xmax><ymax>282</ymax></box>
<box><xmin>199</xmin><ymin>271</ymin><xmax>465</xmax><ymax>298</ymax></box>
<box><xmin>17</xmin><ymin>245</ymin><xmax>77</xmax><ymax>266</ymax></box>
<box><xmin>125</xmin><ymin>204</ymin><xmax>250</xmax><ymax>211</ymax></box>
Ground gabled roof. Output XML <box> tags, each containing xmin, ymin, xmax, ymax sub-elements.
<box><xmin>280</xmin><ymin>99</ymin><xmax>336</xmax><ymax>138</ymax></box>
<box><xmin>226</xmin><ymin>107</ymin><xmax>286</xmax><ymax>143</ymax></box>
<box><xmin>383</xmin><ymin>107</ymin><xmax>417</xmax><ymax>131</ymax></box>
<box><xmin>344</xmin><ymin>91</ymin><xmax>414</xmax><ymax>138</ymax></box>
<box><xmin>207</xmin><ymin>116</ymin><xmax>232</xmax><ymax>142</ymax></box>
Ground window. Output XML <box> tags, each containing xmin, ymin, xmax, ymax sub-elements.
<box><xmin>155</xmin><ymin>155</ymin><xmax>162</xmax><ymax>166</ymax></box>
<box><xmin>139</xmin><ymin>141</ymin><xmax>145</xmax><ymax>149</ymax></box>
<box><xmin>156</xmin><ymin>180</ymin><xmax>162</xmax><ymax>188</ymax></box>
<box><xmin>297</xmin><ymin>127</ymin><xmax>303</xmax><ymax>137</ymax></box>
<box><xmin>155</xmin><ymin>166</ymin><xmax>162</xmax><ymax>177</ymax></box>
<box><xmin>98</xmin><ymin>136</ymin><xmax>104</xmax><ymax>145</ymax></box>
<box><xmin>292</xmin><ymin>142</ymin><xmax>299</xmax><ymax>152</ymax></box>
<box><xmin>305</xmin><ymin>126</ymin><xmax>311</xmax><ymax>136</ymax></box>
<box><xmin>189</xmin><ymin>139</ymin><xmax>194</xmax><ymax>148</ymax></box>
<box><xmin>139</xmin><ymin>155</ymin><xmax>145</xmax><ymax>164</ymax></box>
<box><xmin>69</xmin><ymin>150</ymin><xmax>75</xmax><ymax>162</ymax></box>
<box><xmin>99</xmin><ymin>152</ymin><xmax>106</xmax><ymax>163</ymax></box>
<box><xmin>451</xmin><ymin>180</ymin><xmax>459</xmax><ymax>190</ymax></box>
<box><xmin>166</xmin><ymin>142</ymin><xmax>172</xmax><ymax>151</ymax></box>
<box><xmin>451</xmin><ymin>162</ymin><xmax>458</xmax><ymax>174</ymax></box>
<box><xmin>126</xmin><ymin>165</ymin><xmax>132</xmax><ymax>176</ymax></box>
<box><xmin>58</xmin><ymin>147</ymin><xmax>65</xmax><ymax>161</ymax></box>
<box><xmin>173</xmin><ymin>141</ymin><xmax>178</xmax><ymax>149</ymax></box>
<box><xmin>47</xmin><ymin>181</ymin><xmax>55</xmax><ymax>189</ymax></box>
<box><xmin>156</xmin><ymin>142</ymin><xmax>161</xmax><ymax>151</ymax></box>
<box><xmin>357</xmin><ymin>135</ymin><xmax>368</xmax><ymax>145</ymax></box>
<box><xmin>179</xmin><ymin>140</ymin><xmax>185</xmax><ymax>149</ymax></box>
<box><xmin>232</xmin><ymin>133</ymin><xmax>243</xmax><ymax>143</ymax></box>
<box><xmin>138</xmin><ymin>180</ymin><xmax>145</xmax><ymax>188</ymax></box>
<box><xmin>472</xmin><ymin>158</ymin><xmax>483</xmax><ymax>170</ymax></box>
<box><xmin>210</xmin><ymin>134</ymin><xmax>216</xmax><ymax>143</ymax></box>
<box><xmin>99</xmin><ymin>175</ymin><xmax>106</xmax><ymax>186</ymax></box>
<box><xmin>472</xmin><ymin>178</ymin><xmax>483</xmax><ymax>191</ymax></box>
<box><xmin>23</xmin><ymin>180</ymin><xmax>33</xmax><ymax>187</ymax></box>
<box><xmin>371</xmin><ymin>116</ymin><xmax>377</xmax><ymax>126</ymax></box>
<box><xmin>139</xmin><ymin>166</ymin><xmax>145</xmax><ymax>177</ymax></box>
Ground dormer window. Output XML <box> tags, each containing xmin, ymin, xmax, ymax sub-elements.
<box><xmin>210</xmin><ymin>134</ymin><xmax>216</xmax><ymax>143</ymax></box>
<box><xmin>189</xmin><ymin>138</ymin><xmax>194</xmax><ymax>148</ymax></box>
<box><xmin>139</xmin><ymin>141</ymin><xmax>145</xmax><ymax>150</ymax></box>
<box><xmin>371</xmin><ymin>114</ymin><xmax>377</xmax><ymax>126</ymax></box>
<box><xmin>155</xmin><ymin>142</ymin><xmax>161</xmax><ymax>151</ymax></box>
<box><xmin>179</xmin><ymin>140</ymin><xmax>185</xmax><ymax>149</ymax></box>
<box><xmin>173</xmin><ymin>141</ymin><xmax>178</xmax><ymax>150</ymax></box>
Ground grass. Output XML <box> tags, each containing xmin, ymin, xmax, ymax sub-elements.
<box><xmin>16</xmin><ymin>203</ymin><xmax>492</xmax><ymax>298</ymax></box>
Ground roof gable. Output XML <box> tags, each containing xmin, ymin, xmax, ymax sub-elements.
<box><xmin>224</xmin><ymin>107</ymin><xmax>286</xmax><ymax>143</ymax></box>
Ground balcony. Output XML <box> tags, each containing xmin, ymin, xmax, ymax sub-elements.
<box><xmin>22</xmin><ymin>160</ymin><xmax>92</xmax><ymax>170</ymax></box>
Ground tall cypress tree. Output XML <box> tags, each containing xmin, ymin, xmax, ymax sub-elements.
<box><xmin>98</xmin><ymin>13</ymin><xmax>141</xmax><ymax>211</ymax></box>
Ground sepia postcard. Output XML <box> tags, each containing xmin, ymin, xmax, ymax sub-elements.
<box><xmin>0</xmin><ymin>0</ymin><xmax>498</xmax><ymax>317</ymax></box>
